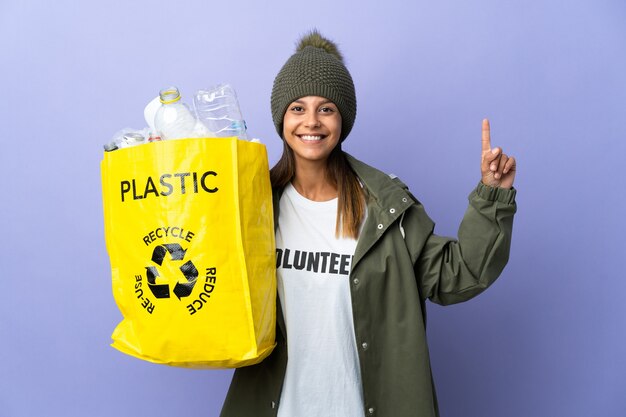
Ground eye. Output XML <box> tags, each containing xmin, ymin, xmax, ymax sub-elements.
<box><xmin>319</xmin><ymin>106</ymin><xmax>336</xmax><ymax>113</ymax></box>
<box><xmin>289</xmin><ymin>105</ymin><xmax>304</xmax><ymax>112</ymax></box>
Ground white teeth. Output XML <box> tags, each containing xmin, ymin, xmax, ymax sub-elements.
<box><xmin>300</xmin><ymin>135</ymin><xmax>322</xmax><ymax>141</ymax></box>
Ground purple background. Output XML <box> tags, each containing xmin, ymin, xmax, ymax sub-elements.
<box><xmin>1</xmin><ymin>0</ymin><xmax>624</xmax><ymax>416</ymax></box>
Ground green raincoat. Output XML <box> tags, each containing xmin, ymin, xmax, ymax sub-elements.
<box><xmin>221</xmin><ymin>153</ymin><xmax>517</xmax><ymax>417</ymax></box>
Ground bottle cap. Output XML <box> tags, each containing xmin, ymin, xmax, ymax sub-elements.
<box><xmin>103</xmin><ymin>142</ymin><xmax>118</xmax><ymax>151</ymax></box>
<box><xmin>148</xmin><ymin>131</ymin><xmax>162</xmax><ymax>142</ymax></box>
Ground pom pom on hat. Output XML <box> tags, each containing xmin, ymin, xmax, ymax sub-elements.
<box><xmin>296</xmin><ymin>29</ymin><xmax>344</xmax><ymax>63</ymax></box>
<box><xmin>271</xmin><ymin>30</ymin><xmax>357</xmax><ymax>142</ymax></box>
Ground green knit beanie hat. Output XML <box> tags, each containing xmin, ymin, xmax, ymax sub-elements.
<box><xmin>271</xmin><ymin>30</ymin><xmax>357</xmax><ymax>142</ymax></box>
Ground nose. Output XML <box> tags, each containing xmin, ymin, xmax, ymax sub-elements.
<box><xmin>304</xmin><ymin>112</ymin><xmax>321</xmax><ymax>128</ymax></box>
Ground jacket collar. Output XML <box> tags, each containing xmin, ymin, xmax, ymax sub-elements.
<box><xmin>344</xmin><ymin>153</ymin><xmax>414</xmax><ymax>267</ymax></box>
<box><xmin>345</xmin><ymin>153</ymin><xmax>414</xmax><ymax>214</ymax></box>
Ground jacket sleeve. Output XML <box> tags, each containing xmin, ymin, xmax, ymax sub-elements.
<box><xmin>415</xmin><ymin>182</ymin><xmax>517</xmax><ymax>305</ymax></box>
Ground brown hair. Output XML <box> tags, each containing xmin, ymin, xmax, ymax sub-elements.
<box><xmin>270</xmin><ymin>143</ymin><xmax>366</xmax><ymax>239</ymax></box>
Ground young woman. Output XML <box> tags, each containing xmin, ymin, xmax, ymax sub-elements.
<box><xmin>221</xmin><ymin>30</ymin><xmax>517</xmax><ymax>417</ymax></box>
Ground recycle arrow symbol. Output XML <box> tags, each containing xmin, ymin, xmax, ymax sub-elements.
<box><xmin>151</xmin><ymin>243</ymin><xmax>187</xmax><ymax>265</ymax></box>
<box><xmin>145</xmin><ymin>266</ymin><xmax>170</xmax><ymax>299</ymax></box>
<box><xmin>145</xmin><ymin>243</ymin><xmax>198</xmax><ymax>300</ymax></box>
<box><xmin>173</xmin><ymin>260</ymin><xmax>198</xmax><ymax>299</ymax></box>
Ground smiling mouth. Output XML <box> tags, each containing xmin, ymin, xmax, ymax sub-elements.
<box><xmin>298</xmin><ymin>134</ymin><xmax>326</xmax><ymax>141</ymax></box>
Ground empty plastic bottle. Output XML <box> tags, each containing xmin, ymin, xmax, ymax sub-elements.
<box><xmin>154</xmin><ymin>87</ymin><xmax>210</xmax><ymax>140</ymax></box>
<box><xmin>103</xmin><ymin>129</ymin><xmax>147</xmax><ymax>151</ymax></box>
<box><xmin>193</xmin><ymin>84</ymin><xmax>249</xmax><ymax>140</ymax></box>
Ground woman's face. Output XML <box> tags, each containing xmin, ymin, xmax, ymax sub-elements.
<box><xmin>282</xmin><ymin>96</ymin><xmax>342</xmax><ymax>166</ymax></box>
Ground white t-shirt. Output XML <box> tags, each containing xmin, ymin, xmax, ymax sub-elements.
<box><xmin>276</xmin><ymin>183</ymin><xmax>364</xmax><ymax>417</ymax></box>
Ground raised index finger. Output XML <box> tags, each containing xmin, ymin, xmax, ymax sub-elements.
<box><xmin>482</xmin><ymin>118</ymin><xmax>491</xmax><ymax>152</ymax></box>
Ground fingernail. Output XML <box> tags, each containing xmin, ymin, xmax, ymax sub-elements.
<box><xmin>491</xmin><ymin>148</ymin><xmax>499</xmax><ymax>155</ymax></box>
